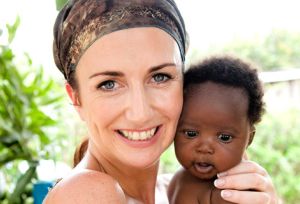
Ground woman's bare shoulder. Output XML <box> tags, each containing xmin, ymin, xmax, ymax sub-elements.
<box><xmin>43</xmin><ymin>169</ymin><xmax>126</xmax><ymax>204</ymax></box>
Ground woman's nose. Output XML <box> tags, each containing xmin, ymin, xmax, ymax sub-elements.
<box><xmin>125</xmin><ymin>86</ymin><xmax>154</xmax><ymax>124</ymax></box>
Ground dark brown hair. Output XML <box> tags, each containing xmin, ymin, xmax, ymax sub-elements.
<box><xmin>73</xmin><ymin>137</ymin><xmax>88</xmax><ymax>167</ymax></box>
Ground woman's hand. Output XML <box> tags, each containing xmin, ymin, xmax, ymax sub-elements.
<box><xmin>214</xmin><ymin>160</ymin><xmax>278</xmax><ymax>204</ymax></box>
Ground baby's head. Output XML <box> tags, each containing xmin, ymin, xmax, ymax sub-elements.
<box><xmin>175</xmin><ymin>56</ymin><xmax>265</xmax><ymax>180</ymax></box>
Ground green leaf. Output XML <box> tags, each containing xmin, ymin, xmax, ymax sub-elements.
<box><xmin>56</xmin><ymin>0</ymin><xmax>68</xmax><ymax>11</ymax></box>
<box><xmin>6</xmin><ymin>16</ymin><xmax>20</xmax><ymax>44</ymax></box>
<box><xmin>0</xmin><ymin>151</ymin><xmax>28</xmax><ymax>168</ymax></box>
<box><xmin>8</xmin><ymin>163</ymin><xmax>37</xmax><ymax>203</ymax></box>
<box><xmin>1</xmin><ymin>47</ymin><xmax>14</xmax><ymax>61</ymax></box>
<box><xmin>38</xmin><ymin>131</ymin><xmax>51</xmax><ymax>145</ymax></box>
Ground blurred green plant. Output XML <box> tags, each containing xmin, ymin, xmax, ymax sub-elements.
<box><xmin>248</xmin><ymin>108</ymin><xmax>300</xmax><ymax>204</ymax></box>
<box><xmin>188</xmin><ymin>30</ymin><xmax>300</xmax><ymax>71</ymax></box>
<box><xmin>160</xmin><ymin>144</ymin><xmax>180</xmax><ymax>174</ymax></box>
<box><xmin>55</xmin><ymin>0</ymin><xmax>68</xmax><ymax>11</ymax></box>
<box><xmin>222</xmin><ymin>30</ymin><xmax>300</xmax><ymax>71</ymax></box>
<box><xmin>0</xmin><ymin>17</ymin><xmax>63</xmax><ymax>203</ymax></box>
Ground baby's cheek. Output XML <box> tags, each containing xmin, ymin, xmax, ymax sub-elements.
<box><xmin>175</xmin><ymin>139</ymin><xmax>191</xmax><ymax>166</ymax></box>
<box><xmin>216</xmin><ymin>149</ymin><xmax>244</xmax><ymax>172</ymax></box>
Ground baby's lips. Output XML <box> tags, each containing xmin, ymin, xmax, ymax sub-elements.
<box><xmin>194</xmin><ymin>162</ymin><xmax>214</xmax><ymax>174</ymax></box>
<box><xmin>197</xmin><ymin>162</ymin><xmax>211</xmax><ymax>167</ymax></box>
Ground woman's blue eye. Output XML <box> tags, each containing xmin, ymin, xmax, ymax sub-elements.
<box><xmin>152</xmin><ymin>73</ymin><xmax>170</xmax><ymax>83</ymax></box>
<box><xmin>218</xmin><ymin>134</ymin><xmax>233</xmax><ymax>143</ymax></box>
<box><xmin>98</xmin><ymin>80</ymin><xmax>116</xmax><ymax>90</ymax></box>
<box><xmin>184</xmin><ymin>130</ymin><xmax>199</xmax><ymax>138</ymax></box>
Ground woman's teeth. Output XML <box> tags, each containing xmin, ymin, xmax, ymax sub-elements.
<box><xmin>119</xmin><ymin>127</ymin><xmax>157</xmax><ymax>141</ymax></box>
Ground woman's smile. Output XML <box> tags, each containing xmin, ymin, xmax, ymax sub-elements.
<box><xmin>117</xmin><ymin>126</ymin><xmax>159</xmax><ymax>141</ymax></box>
<box><xmin>115</xmin><ymin>125</ymin><xmax>163</xmax><ymax>148</ymax></box>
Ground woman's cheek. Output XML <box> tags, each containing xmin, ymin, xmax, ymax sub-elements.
<box><xmin>167</xmin><ymin>83</ymin><xmax>183</xmax><ymax>121</ymax></box>
<box><xmin>83</xmin><ymin>93</ymin><xmax>122</xmax><ymax>126</ymax></box>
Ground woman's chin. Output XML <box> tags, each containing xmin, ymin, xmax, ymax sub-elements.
<box><xmin>122</xmin><ymin>155</ymin><xmax>161</xmax><ymax>170</ymax></box>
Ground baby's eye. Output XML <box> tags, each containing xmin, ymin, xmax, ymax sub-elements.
<box><xmin>218</xmin><ymin>134</ymin><xmax>233</xmax><ymax>143</ymax></box>
<box><xmin>184</xmin><ymin>130</ymin><xmax>199</xmax><ymax>138</ymax></box>
<box><xmin>97</xmin><ymin>80</ymin><xmax>118</xmax><ymax>91</ymax></box>
<box><xmin>152</xmin><ymin>73</ymin><xmax>171</xmax><ymax>83</ymax></box>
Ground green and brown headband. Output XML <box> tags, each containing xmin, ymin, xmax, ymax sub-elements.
<box><xmin>53</xmin><ymin>0</ymin><xmax>188</xmax><ymax>80</ymax></box>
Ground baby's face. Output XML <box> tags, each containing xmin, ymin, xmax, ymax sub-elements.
<box><xmin>175</xmin><ymin>82</ymin><xmax>253</xmax><ymax>180</ymax></box>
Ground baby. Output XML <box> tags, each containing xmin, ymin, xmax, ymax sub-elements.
<box><xmin>168</xmin><ymin>56</ymin><xmax>265</xmax><ymax>204</ymax></box>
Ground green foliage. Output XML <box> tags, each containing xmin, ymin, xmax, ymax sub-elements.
<box><xmin>248</xmin><ymin>108</ymin><xmax>300</xmax><ymax>204</ymax></box>
<box><xmin>189</xmin><ymin>30</ymin><xmax>300</xmax><ymax>71</ymax></box>
<box><xmin>222</xmin><ymin>30</ymin><xmax>300</xmax><ymax>71</ymax></box>
<box><xmin>160</xmin><ymin>144</ymin><xmax>180</xmax><ymax>173</ymax></box>
<box><xmin>0</xmin><ymin>18</ymin><xmax>63</xmax><ymax>203</ymax></box>
<box><xmin>55</xmin><ymin>0</ymin><xmax>68</xmax><ymax>11</ymax></box>
<box><xmin>5</xmin><ymin>16</ymin><xmax>20</xmax><ymax>44</ymax></box>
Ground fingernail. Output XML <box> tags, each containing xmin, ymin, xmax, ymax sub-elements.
<box><xmin>221</xmin><ymin>190</ymin><xmax>232</xmax><ymax>198</ymax></box>
<box><xmin>217</xmin><ymin>172</ymin><xmax>227</xmax><ymax>178</ymax></box>
<box><xmin>214</xmin><ymin>179</ymin><xmax>225</xmax><ymax>187</ymax></box>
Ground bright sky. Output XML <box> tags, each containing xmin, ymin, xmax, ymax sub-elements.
<box><xmin>1</xmin><ymin>0</ymin><xmax>300</xmax><ymax>78</ymax></box>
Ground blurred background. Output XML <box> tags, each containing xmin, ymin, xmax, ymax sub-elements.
<box><xmin>0</xmin><ymin>0</ymin><xmax>299</xmax><ymax>203</ymax></box>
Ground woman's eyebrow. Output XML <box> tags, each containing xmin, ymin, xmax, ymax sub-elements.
<box><xmin>89</xmin><ymin>71</ymin><xmax>124</xmax><ymax>79</ymax></box>
<box><xmin>149</xmin><ymin>63</ymin><xmax>177</xmax><ymax>73</ymax></box>
<box><xmin>88</xmin><ymin>63</ymin><xmax>176</xmax><ymax>79</ymax></box>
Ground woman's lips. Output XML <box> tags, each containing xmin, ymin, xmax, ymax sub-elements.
<box><xmin>116</xmin><ymin>126</ymin><xmax>162</xmax><ymax>148</ymax></box>
<box><xmin>194</xmin><ymin>162</ymin><xmax>214</xmax><ymax>174</ymax></box>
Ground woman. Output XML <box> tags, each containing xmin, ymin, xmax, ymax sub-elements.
<box><xmin>44</xmin><ymin>0</ymin><xmax>277</xmax><ymax>203</ymax></box>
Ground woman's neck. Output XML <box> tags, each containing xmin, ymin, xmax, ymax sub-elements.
<box><xmin>83</xmin><ymin>149</ymin><xmax>159</xmax><ymax>204</ymax></box>
<box><xmin>119</xmin><ymin>165</ymin><xmax>158</xmax><ymax>204</ymax></box>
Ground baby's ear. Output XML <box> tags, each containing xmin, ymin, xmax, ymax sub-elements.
<box><xmin>247</xmin><ymin>127</ymin><xmax>256</xmax><ymax>146</ymax></box>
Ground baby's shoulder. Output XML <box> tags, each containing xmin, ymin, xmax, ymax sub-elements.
<box><xmin>43</xmin><ymin>169</ymin><xmax>126</xmax><ymax>204</ymax></box>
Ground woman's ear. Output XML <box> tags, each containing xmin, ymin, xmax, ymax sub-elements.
<box><xmin>247</xmin><ymin>127</ymin><xmax>256</xmax><ymax>146</ymax></box>
<box><xmin>65</xmin><ymin>82</ymin><xmax>86</xmax><ymax>121</ymax></box>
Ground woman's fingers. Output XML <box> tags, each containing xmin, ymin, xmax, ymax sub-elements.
<box><xmin>214</xmin><ymin>173</ymin><xmax>269</xmax><ymax>192</ymax></box>
<box><xmin>219</xmin><ymin>190</ymin><xmax>271</xmax><ymax>204</ymax></box>
<box><xmin>214</xmin><ymin>160</ymin><xmax>278</xmax><ymax>204</ymax></box>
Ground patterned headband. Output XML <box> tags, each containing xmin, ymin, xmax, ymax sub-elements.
<box><xmin>53</xmin><ymin>0</ymin><xmax>188</xmax><ymax>80</ymax></box>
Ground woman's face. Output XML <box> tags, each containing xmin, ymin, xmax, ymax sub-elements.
<box><xmin>71</xmin><ymin>28</ymin><xmax>183</xmax><ymax>169</ymax></box>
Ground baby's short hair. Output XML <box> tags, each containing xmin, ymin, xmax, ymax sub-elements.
<box><xmin>184</xmin><ymin>56</ymin><xmax>265</xmax><ymax>125</ymax></box>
